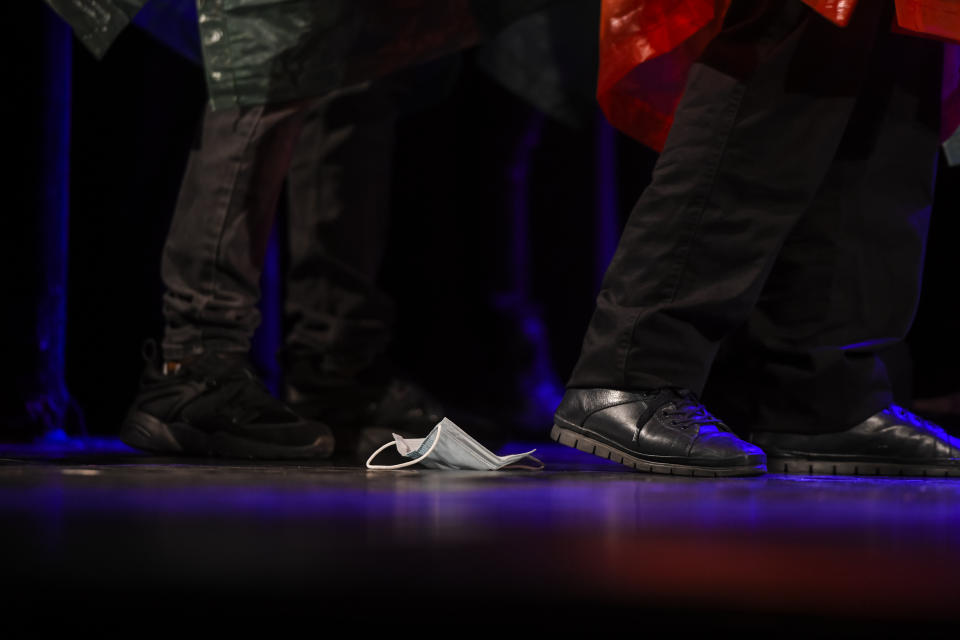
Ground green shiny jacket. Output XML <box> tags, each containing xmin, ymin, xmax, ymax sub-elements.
<box><xmin>45</xmin><ymin>0</ymin><xmax>559</xmax><ymax>109</ymax></box>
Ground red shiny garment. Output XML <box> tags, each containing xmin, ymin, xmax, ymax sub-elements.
<box><xmin>894</xmin><ymin>0</ymin><xmax>960</xmax><ymax>41</ymax></box>
<box><xmin>801</xmin><ymin>0</ymin><xmax>860</xmax><ymax>26</ymax></box>
<box><xmin>805</xmin><ymin>0</ymin><xmax>960</xmax><ymax>40</ymax></box>
<box><xmin>597</xmin><ymin>0</ymin><xmax>729</xmax><ymax>150</ymax></box>
<box><xmin>600</xmin><ymin>0</ymin><xmax>960</xmax><ymax>150</ymax></box>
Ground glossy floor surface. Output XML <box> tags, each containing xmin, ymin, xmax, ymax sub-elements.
<box><xmin>2</xmin><ymin>438</ymin><xmax>959</xmax><ymax>633</ymax></box>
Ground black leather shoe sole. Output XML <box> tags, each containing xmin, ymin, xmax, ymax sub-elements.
<box><xmin>767</xmin><ymin>456</ymin><xmax>960</xmax><ymax>477</ymax></box>
<box><xmin>120</xmin><ymin>410</ymin><xmax>335</xmax><ymax>460</ymax></box>
<box><xmin>551</xmin><ymin>425</ymin><xmax>766</xmax><ymax>477</ymax></box>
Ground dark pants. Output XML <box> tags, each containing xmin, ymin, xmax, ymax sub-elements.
<box><xmin>161</xmin><ymin>82</ymin><xmax>398</xmax><ymax>379</ymax></box>
<box><xmin>568</xmin><ymin>1</ymin><xmax>942</xmax><ymax>433</ymax></box>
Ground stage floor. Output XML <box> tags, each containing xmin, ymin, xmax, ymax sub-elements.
<box><xmin>2</xmin><ymin>438</ymin><xmax>959</xmax><ymax>633</ymax></box>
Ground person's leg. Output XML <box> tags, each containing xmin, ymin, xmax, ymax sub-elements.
<box><xmin>706</xmin><ymin>23</ymin><xmax>943</xmax><ymax>436</ymax></box>
<box><xmin>735</xmin><ymin>28</ymin><xmax>960</xmax><ymax>474</ymax></box>
<box><xmin>569</xmin><ymin>1</ymin><xmax>886</xmax><ymax>394</ymax></box>
<box><xmin>554</xmin><ymin>1</ymin><xmax>889</xmax><ymax>475</ymax></box>
<box><xmin>121</xmin><ymin>100</ymin><xmax>335</xmax><ymax>459</ymax></box>
<box><xmin>280</xmin><ymin>82</ymin><xmax>451</xmax><ymax>451</ymax></box>
<box><xmin>283</xmin><ymin>83</ymin><xmax>397</xmax><ymax>384</ymax></box>
<box><xmin>162</xmin><ymin>102</ymin><xmax>308</xmax><ymax>360</ymax></box>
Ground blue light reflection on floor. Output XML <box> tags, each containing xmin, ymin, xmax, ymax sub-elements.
<box><xmin>4</xmin><ymin>475</ymin><xmax>958</xmax><ymax>546</ymax></box>
<box><xmin>2</xmin><ymin>440</ymin><xmax>960</xmax><ymax>550</ymax></box>
<box><xmin>1</xmin><ymin>434</ymin><xmax>138</xmax><ymax>456</ymax></box>
<box><xmin>4</xmin><ymin>438</ymin><xmax>960</xmax><ymax>622</ymax></box>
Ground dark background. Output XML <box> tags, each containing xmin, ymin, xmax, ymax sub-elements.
<box><xmin>6</xmin><ymin>3</ymin><xmax>960</xmax><ymax>438</ymax></box>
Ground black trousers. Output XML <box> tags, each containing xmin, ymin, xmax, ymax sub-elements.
<box><xmin>568</xmin><ymin>1</ymin><xmax>942</xmax><ymax>434</ymax></box>
<box><xmin>161</xmin><ymin>82</ymin><xmax>398</xmax><ymax>380</ymax></box>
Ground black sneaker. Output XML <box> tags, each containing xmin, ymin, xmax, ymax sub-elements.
<box><xmin>552</xmin><ymin>388</ymin><xmax>766</xmax><ymax>477</ymax></box>
<box><xmin>120</xmin><ymin>346</ymin><xmax>334</xmax><ymax>459</ymax></box>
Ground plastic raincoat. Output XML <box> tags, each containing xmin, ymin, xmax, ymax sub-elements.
<box><xmin>45</xmin><ymin>0</ymin><xmax>558</xmax><ymax>109</ymax></box>
<box><xmin>598</xmin><ymin>0</ymin><xmax>960</xmax><ymax>161</ymax></box>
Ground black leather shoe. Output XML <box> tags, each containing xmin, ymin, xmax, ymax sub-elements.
<box><xmin>120</xmin><ymin>346</ymin><xmax>334</xmax><ymax>459</ymax></box>
<box><xmin>286</xmin><ymin>376</ymin><xmax>444</xmax><ymax>458</ymax></box>
<box><xmin>285</xmin><ymin>361</ymin><xmax>504</xmax><ymax>459</ymax></box>
<box><xmin>750</xmin><ymin>405</ymin><xmax>960</xmax><ymax>476</ymax></box>
<box><xmin>286</xmin><ymin>376</ymin><xmax>445</xmax><ymax>438</ymax></box>
<box><xmin>552</xmin><ymin>388</ymin><xmax>766</xmax><ymax>477</ymax></box>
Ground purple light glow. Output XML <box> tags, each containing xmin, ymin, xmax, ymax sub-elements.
<box><xmin>3</xmin><ymin>449</ymin><xmax>960</xmax><ymax>546</ymax></box>
<box><xmin>31</xmin><ymin>5</ymin><xmax>84</xmax><ymax>437</ymax></box>
<box><xmin>493</xmin><ymin>112</ymin><xmax>565</xmax><ymax>426</ymax></box>
<box><xmin>252</xmin><ymin>227</ymin><xmax>283</xmax><ymax>396</ymax></box>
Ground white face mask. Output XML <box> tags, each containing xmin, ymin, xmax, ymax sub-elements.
<box><xmin>366</xmin><ymin>418</ymin><xmax>543</xmax><ymax>471</ymax></box>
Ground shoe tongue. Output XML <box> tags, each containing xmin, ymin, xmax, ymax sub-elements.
<box><xmin>642</xmin><ymin>387</ymin><xmax>683</xmax><ymax>402</ymax></box>
<box><xmin>697</xmin><ymin>424</ymin><xmax>721</xmax><ymax>436</ymax></box>
<box><xmin>655</xmin><ymin>388</ymin><xmax>696</xmax><ymax>410</ymax></box>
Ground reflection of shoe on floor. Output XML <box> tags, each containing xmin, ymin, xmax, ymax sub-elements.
<box><xmin>750</xmin><ymin>405</ymin><xmax>960</xmax><ymax>476</ymax></box>
<box><xmin>552</xmin><ymin>388</ymin><xmax>766</xmax><ymax>477</ymax></box>
<box><xmin>120</xmin><ymin>348</ymin><xmax>334</xmax><ymax>459</ymax></box>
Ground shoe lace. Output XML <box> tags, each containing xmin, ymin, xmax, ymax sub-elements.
<box><xmin>658</xmin><ymin>390</ymin><xmax>727</xmax><ymax>430</ymax></box>
<box><xmin>886</xmin><ymin>404</ymin><xmax>947</xmax><ymax>436</ymax></box>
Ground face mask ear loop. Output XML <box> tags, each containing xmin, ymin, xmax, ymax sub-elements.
<box><xmin>366</xmin><ymin>422</ymin><xmax>443</xmax><ymax>470</ymax></box>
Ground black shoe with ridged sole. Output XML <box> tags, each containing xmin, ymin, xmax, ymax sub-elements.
<box><xmin>750</xmin><ymin>405</ymin><xmax>960</xmax><ymax>477</ymax></box>
<box><xmin>553</xmin><ymin>388</ymin><xmax>766</xmax><ymax>477</ymax></box>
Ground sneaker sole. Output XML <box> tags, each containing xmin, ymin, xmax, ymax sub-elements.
<box><xmin>120</xmin><ymin>410</ymin><xmax>334</xmax><ymax>460</ymax></box>
<box><xmin>551</xmin><ymin>425</ymin><xmax>766</xmax><ymax>478</ymax></box>
<box><xmin>767</xmin><ymin>457</ymin><xmax>960</xmax><ymax>477</ymax></box>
